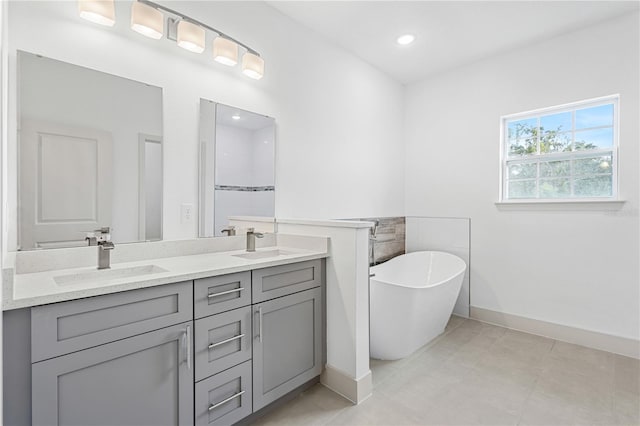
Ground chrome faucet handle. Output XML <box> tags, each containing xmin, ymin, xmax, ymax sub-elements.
<box><xmin>100</xmin><ymin>241</ymin><xmax>115</xmax><ymax>250</ymax></box>
<box><xmin>246</xmin><ymin>228</ymin><xmax>264</xmax><ymax>238</ymax></box>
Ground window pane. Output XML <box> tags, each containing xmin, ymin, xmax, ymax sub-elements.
<box><xmin>508</xmin><ymin>137</ymin><xmax>537</xmax><ymax>156</ymax></box>
<box><xmin>574</xmin><ymin>155</ymin><xmax>613</xmax><ymax>176</ymax></box>
<box><xmin>574</xmin><ymin>128</ymin><xmax>613</xmax><ymax>150</ymax></box>
<box><xmin>574</xmin><ymin>175</ymin><xmax>612</xmax><ymax>197</ymax></box>
<box><xmin>575</xmin><ymin>104</ymin><xmax>614</xmax><ymax>129</ymax></box>
<box><xmin>540</xmin><ymin>130</ymin><xmax>571</xmax><ymax>153</ymax></box>
<box><xmin>508</xmin><ymin>163</ymin><xmax>537</xmax><ymax>179</ymax></box>
<box><xmin>540</xmin><ymin>111</ymin><xmax>571</xmax><ymax>132</ymax></box>
<box><xmin>508</xmin><ymin>180</ymin><xmax>536</xmax><ymax>199</ymax></box>
<box><xmin>507</xmin><ymin>118</ymin><xmax>537</xmax><ymax>140</ymax></box>
<box><xmin>540</xmin><ymin>160</ymin><xmax>570</xmax><ymax>178</ymax></box>
<box><xmin>539</xmin><ymin>178</ymin><xmax>571</xmax><ymax>198</ymax></box>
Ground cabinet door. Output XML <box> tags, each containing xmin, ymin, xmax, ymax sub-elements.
<box><xmin>32</xmin><ymin>322</ymin><xmax>194</xmax><ymax>426</ymax></box>
<box><xmin>253</xmin><ymin>287</ymin><xmax>322</xmax><ymax>410</ymax></box>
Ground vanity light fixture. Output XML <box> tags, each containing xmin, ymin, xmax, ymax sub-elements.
<box><xmin>78</xmin><ymin>0</ymin><xmax>115</xmax><ymax>27</ymax></box>
<box><xmin>78</xmin><ymin>0</ymin><xmax>265</xmax><ymax>80</ymax></box>
<box><xmin>130</xmin><ymin>1</ymin><xmax>163</xmax><ymax>40</ymax></box>
<box><xmin>232</xmin><ymin>114</ymin><xmax>241</xmax><ymax>120</ymax></box>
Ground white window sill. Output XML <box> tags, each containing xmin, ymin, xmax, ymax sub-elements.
<box><xmin>495</xmin><ymin>199</ymin><xmax>626</xmax><ymax>211</ymax></box>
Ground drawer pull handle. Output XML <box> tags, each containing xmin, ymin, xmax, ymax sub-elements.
<box><xmin>208</xmin><ymin>334</ymin><xmax>245</xmax><ymax>349</ymax></box>
<box><xmin>207</xmin><ymin>287</ymin><xmax>244</xmax><ymax>298</ymax></box>
<box><xmin>208</xmin><ymin>390</ymin><xmax>245</xmax><ymax>411</ymax></box>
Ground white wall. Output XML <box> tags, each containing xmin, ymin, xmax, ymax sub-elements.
<box><xmin>405</xmin><ymin>13</ymin><xmax>639</xmax><ymax>341</ymax></box>
<box><xmin>5</xmin><ymin>0</ymin><xmax>405</xmax><ymax>256</ymax></box>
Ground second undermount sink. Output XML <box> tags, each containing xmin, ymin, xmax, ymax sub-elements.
<box><xmin>54</xmin><ymin>265</ymin><xmax>168</xmax><ymax>286</ymax></box>
<box><xmin>232</xmin><ymin>249</ymin><xmax>295</xmax><ymax>260</ymax></box>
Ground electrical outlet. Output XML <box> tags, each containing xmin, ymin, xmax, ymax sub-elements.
<box><xmin>181</xmin><ymin>203</ymin><xmax>194</xmax><ymax>224</ymax></box>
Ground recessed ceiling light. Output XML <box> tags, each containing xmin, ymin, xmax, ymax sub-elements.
<box><xmin>396</xmin><ymin>34</ymin><xmax>415</xmax><ymax>45</ymax></box>
<box><xmin>232</xmin><ymin>114</ymin><xmax>241</xmax><ymax>120</ymax></box>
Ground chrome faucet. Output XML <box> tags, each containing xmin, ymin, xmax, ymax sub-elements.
<box><xmin>246</xmin><ymin>228</ymin><xmax>264</xmax><ymax>252</ymax></box>
<box><xmin>221</xmin><ymin>226</ymin><xmax>236</xmax><ymax>236</ymax></box>
<box><xmin>86</xmin><ymin>227</ymin><xmax>115</xmax><ymax>270</ymax></box>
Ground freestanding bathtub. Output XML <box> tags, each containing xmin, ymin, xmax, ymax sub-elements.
<box><xmin>369</xmin><ymin>251</ymin><xmax>467</xmax><ymax>360</ymax></box>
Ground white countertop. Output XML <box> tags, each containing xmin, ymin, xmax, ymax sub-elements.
<box><xmin>3</xmin><ymin>238</ymin><xmax>328</xmax><ymax>310</ymax></box>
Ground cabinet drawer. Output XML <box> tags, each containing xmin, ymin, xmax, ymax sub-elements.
<box><xmin>252</xmin><ymin>259</ymin><xmax>322</xmax><ymax>303</ymax></box>
<box><xmin>195</xmin><ymin>306</ymin><xmax>251</xmax><ymax>381</ymax></box>
<box><xmin>31</xmin><ymin>281</ymin><xmax>193</xmax><ymax>362</ymax></box>
<box><xmin>194</xmin><ymin>272</ymin><xmax>251</xmax><ymax>318</ymax></box>
<box><xmin>195</xmin><ymin>360</ymin><xmax>252</xmax><ymax>426</ymax></box>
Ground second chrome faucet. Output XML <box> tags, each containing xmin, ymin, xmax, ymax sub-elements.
<box><xmin>246</xmin><ymin>228</ymin><xmax>264</xmax><ymax>252</ymax></box>
<box><xmin>86</xmin><ymin>227</ymin><xmax>115</xmax><ymax>269</ymax></box>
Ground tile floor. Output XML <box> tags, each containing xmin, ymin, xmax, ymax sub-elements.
<box><xmin>252</xmin><ymin>316</ymin><xmax>640</xmax><ymax>425</ymax></box>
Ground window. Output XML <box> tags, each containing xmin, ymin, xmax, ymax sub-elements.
<box><xmin>500</xmin><ymin>96</ymin><xmax>618</xmax><ymax>202</ymax></box>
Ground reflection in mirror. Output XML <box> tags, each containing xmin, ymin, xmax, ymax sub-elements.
<box><xmin>199</xmin><ymin>100</ymin><xmax>275</xmax><ymax>237</ymax></box>
<box><xmin>18</xmin><ymin>51</ymin><xmax>163</xmax><ymax>250</ymax></box>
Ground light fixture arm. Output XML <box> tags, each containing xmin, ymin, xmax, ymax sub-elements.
<box><xmin>138</xmin><ymin>0</ymin><xmax>260</xmax><ymax>56</ymax></box>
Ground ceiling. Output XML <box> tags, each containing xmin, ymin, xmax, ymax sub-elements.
<box><xmin>269</xmin><ymin>1</ymin><xmax>639</xmax><ymax>84</ymax></box>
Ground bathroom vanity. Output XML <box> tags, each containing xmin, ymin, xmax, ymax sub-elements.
<box><xmin>3</xmin><ymin>236</ymin><xmax>327</xmax><ymax>426</ymax></box>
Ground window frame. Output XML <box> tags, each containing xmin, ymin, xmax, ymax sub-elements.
<box><xmin>499</xmin><ymin>95</ymin><xmax>620</xmax><ymax>203</ymax></box>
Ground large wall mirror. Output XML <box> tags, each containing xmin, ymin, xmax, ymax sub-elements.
<box><xmin>199</xmin><ymin>99</ymin><xmax>275</xmax><ymax>237</ymax></box>
<box><xmin>17</xmin><ymin>51</ymin><xmax>163</xmax><ymax>250</ymax></box>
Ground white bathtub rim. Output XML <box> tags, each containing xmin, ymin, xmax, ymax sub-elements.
<box><xmin>370</xmin><ymin>251</ymin><xmax>467</xmax><ymax>289</ymax></box>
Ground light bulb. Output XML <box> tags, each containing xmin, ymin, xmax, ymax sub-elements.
<box><xmin>396</xmin><ymin>34</ymin><xmax>415</xmax><ymax>45</ymax></box>
<box><xmin>213</xmin><ymin>37</ymin><xmax>238</xmax><ymax>66</ymax></box>
<box><xmin>78</xmin><ymin>0</ymin><xmax>115</xmax><ymax>27</ymax></box>
<box><xmin>177</xmin><ymin>20</ymin><xmax>205</xmax><ymax>54</ymax></box>
<box><xmin>242</xmin><ymin>52</ymin><xmax>264</xmax><ymax>80</ymax></box>
<box><xmin>131</xmin><ymin>1</ymin><xmax>163</xmax><ymax>40</ymax></box>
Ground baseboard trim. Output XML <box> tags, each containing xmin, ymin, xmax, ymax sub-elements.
<box><xmin>320</xmin><ymin>365</ymin><xmax>372</xmax><ymax>404</ymax></box>
<box><xmin>470</xmin><ymin>306</ymin><xmax>640</xmax><ymax>359</ymax></box>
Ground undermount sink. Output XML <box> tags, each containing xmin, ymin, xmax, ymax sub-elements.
<box><xmin>232</xmin><ymin>249</ymin><xmax>295</xmax><ymax>260</ymax></box>
<box><xmin>54</xmin><ymin>265</ymin><xmax>168</xmax><ymax>286</ymax></box>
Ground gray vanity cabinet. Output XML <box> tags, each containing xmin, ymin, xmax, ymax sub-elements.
<box><xmin>5</xmin><ymin>259</ymin><xmax>325</xmax><ymax>426</ymax></box>
<box><xmin>252</xmin><ymin>286</ymin><xmax>323</xmax><ymax>410</ymax></box>
<box><xmin>32</xmin><ymin>321</ymin><xmax>194</xmax><ymax>426</ymax></box>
